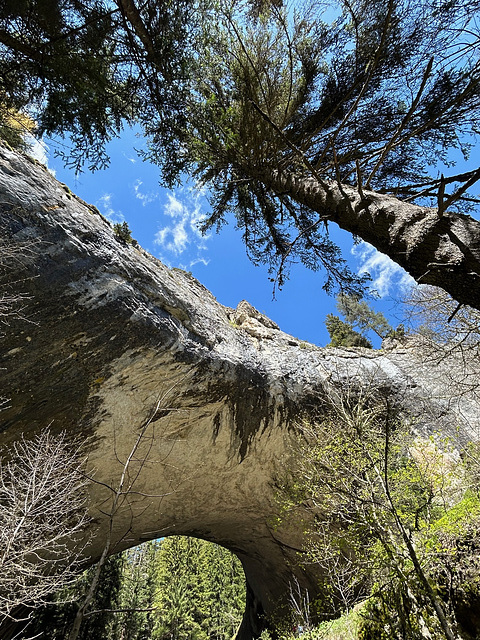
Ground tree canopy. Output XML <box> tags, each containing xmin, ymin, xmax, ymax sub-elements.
<box><xmin>280</xmin><ymin>385</ymin><xmax>480</xmax><ymax>639</ymax></box>
<box><xmin>1</xmin><ymin>0</ymin><xmax>480</xmax><ymax>305</ymax></box>
<box><xmin>325</xmin><ymin>314</ymin><xmax>374</xmax><ymax>348</ymax></box>
<box><xmin>28</xmin><ymin>538</ymin><xmax>245</xmax><ymax>640</ymax></box>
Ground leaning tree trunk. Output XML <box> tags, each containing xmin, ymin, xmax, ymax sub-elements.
<box><xmin>263</xmin><ymin>169</ymin><xmax>480</xmax><ymax>311</ymax></box>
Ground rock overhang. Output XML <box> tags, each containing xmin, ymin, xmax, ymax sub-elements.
<box><xmin>1</xmin><ymin>143</ymin><xmax>479</xmax><ymax>638</ymax></box>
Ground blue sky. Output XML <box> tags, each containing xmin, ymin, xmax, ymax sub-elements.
<box><xmin>34</xmin><ymin>126</ymin><xmax>417</xmax><ymax>347</ymax></box>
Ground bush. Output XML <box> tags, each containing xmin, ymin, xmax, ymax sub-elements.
<box><xmin>113</xmin><ymin>221</ymin><xmax>133</xmax><ymax>244</ymax></box>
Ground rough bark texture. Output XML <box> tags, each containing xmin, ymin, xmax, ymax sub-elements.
<box><xmin>266</xmin><ymin>169</ymin><xmax>480</xmax><ymax>310</ymax></box>
<box><xmin>0</xmin><ymin>145</ymin><xmax>479</xmax><ymax>638</ymax></box>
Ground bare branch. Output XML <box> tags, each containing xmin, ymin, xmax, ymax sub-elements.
<box><xmin>0</xmin><ymin>430</ymin><xmax>90</xmax><ymax>624</ymax></box>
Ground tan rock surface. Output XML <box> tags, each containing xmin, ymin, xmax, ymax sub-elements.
<box><xmin>0</xmin><ymin>144</ymin><xmax>479</xmax><ymax>638</ymax></box>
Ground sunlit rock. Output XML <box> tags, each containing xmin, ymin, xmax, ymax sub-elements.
<box><xmin>0</xmin><ymin>144</ymin><xmax>478</xmax><ymax>638</ymax></box>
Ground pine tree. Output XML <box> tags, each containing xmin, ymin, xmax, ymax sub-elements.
<box><xmin>111</xmin><ymin>542</ymin><xmax>159</xmax><ymax>640</ymax></box>
<box><xmin>325</xmin><ymin>314</ymin><xmax>373</xmax><ymax>348</ymax></box>
<box><xmin>29</xmin><ymin>554</ymin><xmax>124</xmax><ymax>639</ymax></box>
<box><xmin>152</xmin><ymin>537</ymin><xmax>245</xmax><ymax>640</ymax></box>
<box><xmin>335</xmin><ymin>294</ymin><xmax>392</xmax><ymax>339</ymax></box>
<box><xmin>2</xmin><ymin>0</ymin><xmax>480</xmax><ymax>306</ymax></box>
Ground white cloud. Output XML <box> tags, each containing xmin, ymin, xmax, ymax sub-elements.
<box><xmin>352</xmin><ymin>241</ymin><xmax>414</xmax><ymax>297</ymax></box>
<box><xmin>96</xmin><ymin>193</ymin><xmax>124</xmax><ymax>224</ymax></box>
<box><xmin>26</xmin><ymin>135</ymin><xmax>55</xmax><ymax>175</ymax></box>
<box><xmin>164</xmin><ymin>192</ymin><xmax>184</xmax><ymax>218</ymax></box>
<box><xmin>133</xmin><ymin>179</ymin><xmax>157</xmax><ymax>206</ymax></box>
<box><xmin>189</xmin><ymin>256</ymin><xmax>210</xmax><ymax>268</ymax></box>
<box><xmin>154</xmin><ymin>191</ymin><xmax>209</xmax><ymax>261</ymax></box>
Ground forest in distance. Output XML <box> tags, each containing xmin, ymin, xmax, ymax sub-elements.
<box><xmin>27</xmin><ymin>537</ymin><xmax>247</xmax><ymax>640</ymax></box>
<box><xmin>1</xmin><ymin>0</ymin><xmax>480</xmax><ymax>637</ymax></box>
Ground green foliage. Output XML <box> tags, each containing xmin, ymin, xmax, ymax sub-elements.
<box><xmin>113</xmin><ymin>221</ymin><xmax>133</xmax><ymax>244</ymax></box>
<box><xmin>429</xmin><ymin>492</ymin><xmax>480</xmax><ymax>538</ymax></box>
<box><xmin>258</xmin><ymin>606</ymin><xmax>361</xmax><ymax>639</ymax></box>
<box><xmin>385</xmin><ymin>324</ymin><xmax>405</xmax><ymax>340</ymax></box>
<box><xmin>29</xmin><ymin>537</ymin><xmax>245</xmax><ymax>640</ymax></box>
<box><xmin>357</xmin><ymin>491</ymin><xmax>480</xmax><ymax>640</ymax></box>
<box><xmin>0</xmin><ymin>104</ymin><xmax>35</xmax><ymax>151</ymax></box>
<box><xmin>152</xmin><ymin>536</ymin><xmax>245</xmax><ymax>640</ymax></box>
<box><xmin>277</xmin><ymin>386</ymin><xmax>472</xmax><ymax>638</ymax></box>
<box><xmin>357</xmin><ymin>580</ymin><xmax>441</xmax><ymax>640</ymax></box>
<box><xmin>335</xmin><ymin>295</ymin><xmax>392</xmax><ymax>340</ymax></box>
<box><xmin>424</xmin><ymin>494</ymin><xmax>480</xmax><ymax>636</ymax></box>
<box><xmin>4</xmin><ymin>1</ymin><xmax>478</xmax><ymax>295</ymax></box>
<box><xmin>147</xmin><ymin>0</ymin><xmax>480</xmax><ymax>293</ymax></box>
<box><xmin>325</xmin><ymin>296</ymin><xmax>403</xmax><ymax>348</ymax></box>
<box><xmin>325</xmin><ymin>314</ymin><xmax>372</xmax><ymax>348</ymax></box>
<box><xmin>314</xmin><ymin>606</ymin><xmax>361</xmax><ymax>639</ymax></box>
<box><xmin>275</xmin><ymin>428</ymin><xmax>480</xmax><ymax>640</ymax></box>
<box><xmin>30</xmin><ymin>554</ymin><xmax>124</xmax><ymax>639</ymax></box>
<box><xmin>0</xmin><ymin>0</ymin><xmax>198</xmax><ymax>173</ymax></box>
<box><xmin>109</xmin><ymin>542</ymin><xmax>159</xmax><ymax>640</ymax></box>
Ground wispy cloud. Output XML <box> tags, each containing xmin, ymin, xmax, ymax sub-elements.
<box><xmin>352</xmin><ymin>241</ymin><xmax>414</xmax><ymax>297</ymax></box>
<box><xmin>26</xmin><ymin>135</ymin><xmax>55</xmax><ymax>175</ymax></box>
<box><xmin>154</xmin><ymin>190</ymin><xmax>209</xmax><ymax>267</ymax></box>
<box><xmin>133</xmin><ymin>179</ymin><xmax>157</xmax><ymax>207</ymax></box>
<box><xmin>190</xmin><ymin>256</ymin><xmax>210</xmax><ymax>268</ymax></box>
<box><xmin>96</xmin><ymin>193</ymin><xmax>124</xmax><ymax>224</ymax></box>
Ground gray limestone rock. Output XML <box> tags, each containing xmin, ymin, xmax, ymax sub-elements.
<box><xmin>0</xmin><ymin>144</ymin><xmax>479</xmax><ymax>638</ymax></box>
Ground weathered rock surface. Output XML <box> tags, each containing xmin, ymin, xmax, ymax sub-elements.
<box><xmin>0</xmin><ymin>144</ymin><xmax>479</xmax><ymax>638</ymax></box>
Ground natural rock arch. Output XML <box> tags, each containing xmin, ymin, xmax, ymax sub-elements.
<box><xmin>0</xmin><ymin>144</ymin><xmax>479</xmax><ymax>638</ymax></box>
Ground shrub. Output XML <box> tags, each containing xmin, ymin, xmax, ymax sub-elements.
<box><xmin>113</xmin><ymin>221</ymin><xmax>132</xmax><ymax>244</ymax></box>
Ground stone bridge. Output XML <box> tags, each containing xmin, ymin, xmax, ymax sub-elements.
<box><xmin>0</xmin><ymin>145</ymin><xmax>478</xmax><ymax>638</ymax></box>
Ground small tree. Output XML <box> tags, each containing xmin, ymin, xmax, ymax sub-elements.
<box><xmin>113</xmin><ymin>221</ymin><xmax>133</xmax><ymax>244</ymax></box>
<box><xmin>280</xmin><ymin>383</ymin><xmax>460</xmax><ymax>639</ymax></box>
<box><xmin>335</xmin><ymin>294</ymin><xmax>392</xmax><ymax>340</ymax></box>
<box><xmin>0</xmin><ymin>430</ymin><xmax>90</xmax><ymax>627</ymax></box>
<box><xmin>325</xmin><ymin>314</ymin><xmax>373</xmax><ymax>348</ymax></box>
<box><xmin>0</xmin><ymin>105</ymin><xmax>36</xmax><ymax>152</ymax></box>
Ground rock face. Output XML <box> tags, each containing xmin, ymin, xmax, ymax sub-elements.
<box><xmin>0</xmin><ymin>144</ymin><xmax>479</xmax><ymax>638</ymax></box>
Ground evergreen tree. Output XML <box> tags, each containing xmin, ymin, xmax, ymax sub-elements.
<box><xmin>28</xmin><ymin>554</ymin><xmax>124</xmax><ymax>639</ymax></box>
<box><xmin>1</xmin><ymin>0</ymin><xmax>480</xmax><ymax>306</ymax></box>
<box><xmin>152</xmin><ymin>537</ymin><xmax>245</xmax><ymax>640</ymax></box>
<box><xmin>0</xmin><ymin>0</ymin><xmax>197</xmax><ymax>172</ymax></box>
<box><xmin>142</xmin><ymin>0</ymin><xmax>480</xmax><ymax>304</ymax></box>
<box><xmin>111</xmin><ymin>542</ymin><xmax>159</xmax><ymax>640</ymax></box>
<box><xmin>335</xmin><ymin>294</ymin><xmax>392</xmax><ymax>339</ymax></box>
<box><xmin>196</xmin><ymin>541</ymin><xmax>246</xmax><ymax>640</ymax></box>
<box><xmin>27</xmin><ymin>537</ymin><xmax>245</xmax><ymax>640</ymax></box>
<box><xmin>325</xmin><ymin>314</ymin><xmax>373</xmax><ymax>348</ymax></box>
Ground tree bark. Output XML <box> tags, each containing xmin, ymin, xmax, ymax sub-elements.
<box><xmin>265</xmin><ymin>169</ymin><xmax>480</xmax><ymax>310</ymax></box>
<box><xmin>114</xmin><ymin>0</ymin><xmax>172</xmax><ymax>82</ymax></box>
